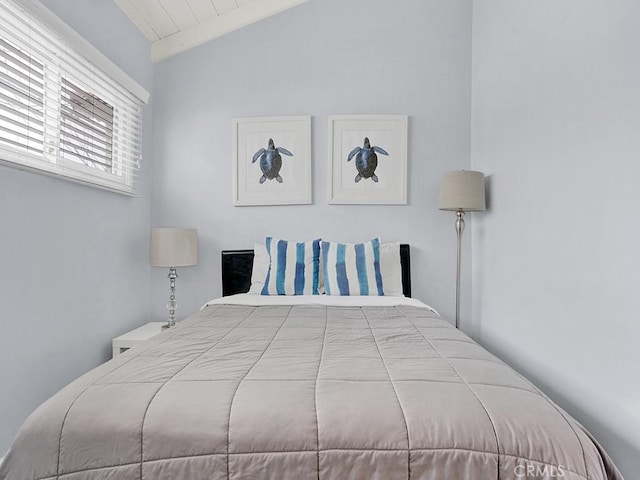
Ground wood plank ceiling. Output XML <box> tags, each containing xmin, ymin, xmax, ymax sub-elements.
<box><xmin>114</xmin><ymin>0</ymin><xmax>310</xmax><ymax>62</ymax></box>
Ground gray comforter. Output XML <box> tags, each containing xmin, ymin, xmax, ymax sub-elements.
<box><xmin>1</xmin><ymin>303</ymin><xmax>623</xmax><ymax>479</ymax></box>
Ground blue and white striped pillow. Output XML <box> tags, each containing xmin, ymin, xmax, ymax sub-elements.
<box><xmin>321</xmin><ymin>238</ymin><xmax>384</xmax><ymax>296</ymax></box>
<box><xmin>261</xmin><ymin>237</ymin><xmax>321</xmax><ymax>295</ymax></box>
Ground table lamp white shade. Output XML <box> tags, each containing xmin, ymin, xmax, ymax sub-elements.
<box><xmin>438</xmin><ymin>170</ymin><xmax>486</xmax><ymax>212</ymax></box>
<box><xmin>150</xmin><ymin>228</ymin><xmax>198</xmax><ymax>267</ymax></box>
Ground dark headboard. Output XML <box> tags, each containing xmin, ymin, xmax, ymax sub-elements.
<box><xmin>222</xmin><ymin>244</ymin><xmax>411</xmax><ymax>297</ymax></box>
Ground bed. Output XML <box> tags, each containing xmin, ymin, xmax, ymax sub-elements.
<box><xmin>0</xmin><ymin>245</ymin><xmax>623</xmax><ymax>480</ymax></box>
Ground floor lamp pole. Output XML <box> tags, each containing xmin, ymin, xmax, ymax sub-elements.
<box><xmin>455</xmin><ymin>210</ymin><xmax>465</xmax><ymax>329</ymax></box>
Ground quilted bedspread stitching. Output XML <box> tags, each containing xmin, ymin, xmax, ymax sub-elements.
<box><xmin>312</xmin><ymin>305</ymin><xmax>328</xmax><ymax>480</ymax></box>
<box><xmin>224</xmin><ymin>306</ymin><xmax>291</xmax><ymax>479</ymax></box>
<box><xmin>362</xmin><ymin>307</ymin><xmax>413</xmax><ymax>479</ymax></box>
<box><xmin>1</xmin><ymin>304</ymin><xmax>615</xmax><ymax>480</ymax></box>
<box><xmin>404</xmin><ymin>310</ymin><xmax>503</xmax><ymax>479</ymax></box>
<box><xmin>136</xmin><ymin>305</ymin><xmax>257</xmax><ymax>480</ymax></box>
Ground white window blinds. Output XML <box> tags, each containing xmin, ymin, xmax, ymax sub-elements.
<box><xmin>0</xmin><ymin>37</ymin><xmax>44</xmax><ymax>155</ymax></box>
<box><xmin>0</xmin><ymin>0</ymin><xmax>148</xmax><ymax>195</ymax></box>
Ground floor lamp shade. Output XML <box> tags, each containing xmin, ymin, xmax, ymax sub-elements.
<box><xmin>438</xmin><ymin>171</ymin><xmax>486</xmax><ymax>212</ymax></box>
<box><xmin>150</xmin><ymin>228</ymin><xmax>198</xmax><ymax>267</ymax></box>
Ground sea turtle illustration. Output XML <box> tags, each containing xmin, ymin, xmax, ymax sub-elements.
<box><xmin>347</xmin><ymin>137</ymin><xmax>389</xmax><ymax>183</ymax></box>
<box><xmin>252</xmin><ymin>138</ymin><xmax>293</xmax><ymax>184</ymax></box>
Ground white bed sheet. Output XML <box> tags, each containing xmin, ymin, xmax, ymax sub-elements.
<box><xmin>204</xmin><ymin>293</ymin><xmax>439</xmax><ymax>314</ymax></box>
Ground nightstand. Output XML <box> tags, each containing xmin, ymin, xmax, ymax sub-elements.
<box><xmin>112</xmin><ymin>322</ymin><xmax>167</xmax><ymax>358</ymax></box>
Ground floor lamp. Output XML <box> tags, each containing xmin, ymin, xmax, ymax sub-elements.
<box><xmin>438</xmin><ymin>171</ymin><xmax>486</xmax><ymax>329</ymax></box>
<box><xmin>150</xmin><ymin>228</ymin><xmax>198</xmax><ymax>328</ymax></box>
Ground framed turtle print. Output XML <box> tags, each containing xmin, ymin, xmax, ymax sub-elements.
<box><xmin>328</xmin><ymin>115</ymin><xmax>408</xmax><ymax>205</ymax></box>
<box><xmin>233</xmin><ymin>116</ymin><xmax>311</xmax><ymax>206</ymax></box>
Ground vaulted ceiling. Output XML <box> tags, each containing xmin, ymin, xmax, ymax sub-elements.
<box><xmin>114</xmin><ymin>0</ymin><xmax>310</xmax><ymax>62</ymax></box>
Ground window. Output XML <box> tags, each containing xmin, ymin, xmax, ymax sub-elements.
<box><xmin>60</xmin><ymin>78</ymin><xmax>114</xmax><ymax>172</ymax></box>
<box><xmin>0</xmin><ymin>0</ymin><xmax>149</xmax><ymax>195</ymax></box>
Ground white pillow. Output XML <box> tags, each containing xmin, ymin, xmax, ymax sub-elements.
<box><xmin>248</xmin><ymin>243</ymin><xmax>270</xmax><ymax>294</ymax></box>
<box><xmin>380</xmin><ymin>242</ymin><xmax>404</xmax><ymax>296</ymax></box>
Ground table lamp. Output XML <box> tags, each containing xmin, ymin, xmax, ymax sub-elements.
<box><xmin>150</xmin><ymin>227</ymin><xmax>198</xmax><ymax>328</ymax></box>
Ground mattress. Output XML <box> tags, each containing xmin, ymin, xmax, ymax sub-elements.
<box><xmin>0</xmin><ymin>295</ymin><xmax>623</xmax><ymax>479</ymax></box>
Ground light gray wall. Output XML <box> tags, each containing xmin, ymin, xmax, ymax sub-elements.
<box><xmin>1</xmin><ymin>0</ymin><xmax>634</xmax><ymax>475</ymax></box>
<box><xmin>470</xmin><ymin>0</ymin><xmax>640</xmax><ymax>476</ymax></box>
<box><xmin>151</xmin><ymin>0</ymin><xmax>474</xmax><ymax>322</ymax></box>
<box><xmin>0</xmin><ymin>0</ymin><xmax>153</xmax><ymax>455</ymax></box>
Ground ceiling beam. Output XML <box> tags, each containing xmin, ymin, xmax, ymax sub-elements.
<box><xmin>114</xmin><ymin>0</ymin><xmax>160</xmax><ymax>41</ymax></box>
<box><xmin>151</xmin><ymin>0</ymin><xmax>311</xmax><ymax>63</ymax></box>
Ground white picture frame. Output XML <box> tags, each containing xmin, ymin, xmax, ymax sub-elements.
<box><xmin>233</xmin><ymin>116</ymin><xmax>311</xmax><ymax>206</ymax></box>
<box><xmin>328</xmin><ymin>115</ymin><xmax>408</xmax><ymax>205</ymax></box>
